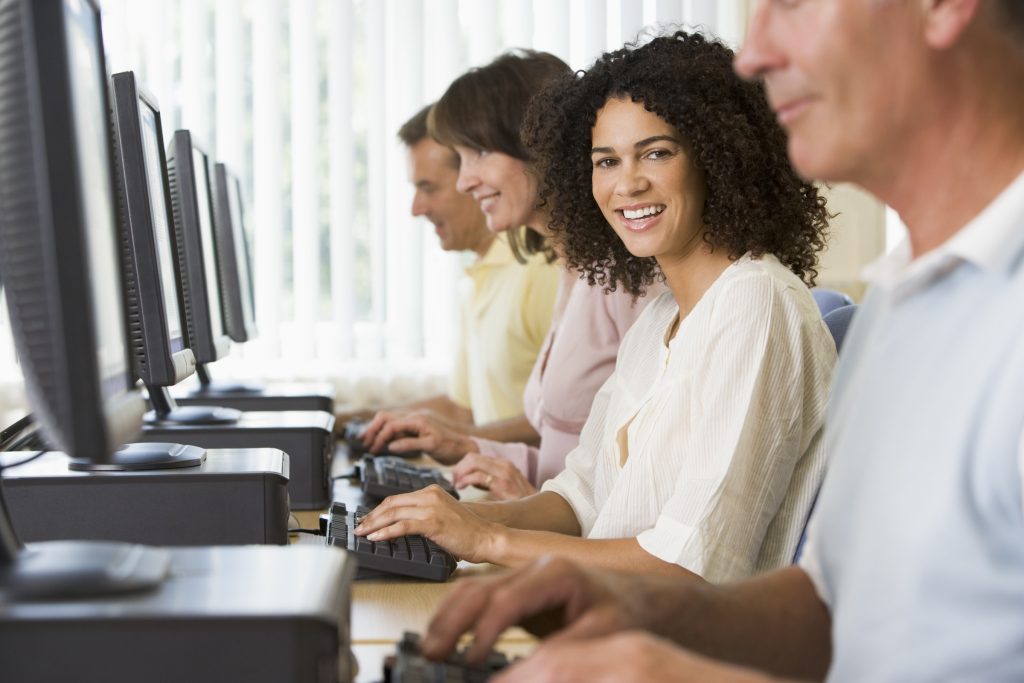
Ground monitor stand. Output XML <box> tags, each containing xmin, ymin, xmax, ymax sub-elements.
<box><xmin>171</xmin><ymin>363</ymin><xmax>336</xmax><ymax>413</ymax></box>
<box><xmin>69</xmin><ymin>441</ymin><xmax>206</xmax><ymax>472</ymax></box>
<box><xmin>0</xmin><ymin>545</ymin><xmax>356</xmax><ymax>683</ymax></box>
<box><xmin>145</xmin><ymin>385</ymin><xmax>242</xmax><ymax>426</ymax></box>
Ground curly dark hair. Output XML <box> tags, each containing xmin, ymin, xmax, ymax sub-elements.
<box><xmin>522</xmin><ymin>31</ymin><xmax>830</xmax><ymax>295</ymax></box>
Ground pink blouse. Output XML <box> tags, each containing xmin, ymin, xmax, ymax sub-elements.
<box><xmin>471</xmin><ymin>268</ymin><xmax>660</xmax><ymax>486</ymax></box>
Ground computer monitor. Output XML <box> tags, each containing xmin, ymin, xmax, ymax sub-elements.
<box><xmin>212</xmin><ymin>164</ymin><xmax>258</xmax><ymax>343</ymax></box>
<box><xmin>165</xmin><ymin>130</ymin><xmax>232</xmax><ymax>366</ymax></box>
<box><xmin>0</xmin><ymin>0</ymin><xmax>170</xmax><ymax>598</ymax></box>
<box><xmin>110</xmin><ymin>72</ymin><xmax>239</xmax><ymax>426</ymax></box>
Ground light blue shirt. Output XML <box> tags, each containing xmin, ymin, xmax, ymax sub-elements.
<box><xmin>801</xmin><ymin>170</ymin><xmax>1024</xmax><ymax>682</ymax></box>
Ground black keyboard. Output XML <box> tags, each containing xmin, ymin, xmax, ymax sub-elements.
<box><xmin>362</xmin><ymin>456</ymin><xmax>459</xmax><ymax>500</ymax></box>
<box><xmin>320</xmin><ymin>503</ymin><xmax>457</xmax><ymax>582</ymax></box>
<box><xmin>343</xmin><ymin>418</ymin><xmax>417</xmax><ymax>458</ymax></box>
<box><xmin>383</xmin><ymin>632</ymin><xmax>511</xmax><ymax>683</ymax></box>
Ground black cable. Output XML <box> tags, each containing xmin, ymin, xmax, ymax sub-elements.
<box><xmin>0</xmin><ymin>450</ymin><xmax>47</xmax><ymax>473</ymax></box>
<box><xmin>332</xmin><ymin>468</ymin><xmax>360</xmax><ymax>481</ymax></box>
<box><xmin>288</xmin><ymin>528</ymin><xmax>323</xmax><ymax>536</ymax></box>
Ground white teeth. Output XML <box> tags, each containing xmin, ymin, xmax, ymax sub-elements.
<box><xmin>622</xmin><ymin>205</ymin><xmax>665</xmax><ymax>220</ymax></box>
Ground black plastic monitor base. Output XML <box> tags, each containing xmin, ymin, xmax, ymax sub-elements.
<box><xmin>196</xmin><ymin>363</ymin><xmax>263</xmax><ymax>394</ymax></box>
<box><xmin>202</xmin><ymin>379</ymin><xmax>264</xmax><ymax>394</ymax></box>
<box><xmin>0</xmin><ymin>541</ymin><xmax>169</xmax><ymax>601</ymax></box>
<box><xmin>69</xmin><ymin>442</ymin><xmax>206</xmax><ymax>472</ymax></box>
<box><xmin>145</xmin><ymin>406</ymin><xmax>242</xmax><ymax>426</ymax></box>
<box><xmin>147</xmin><ymin>385</ymin><xmax>241</xmax><ymax>425</ymax></box>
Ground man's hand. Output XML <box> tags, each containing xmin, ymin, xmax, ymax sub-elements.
<box><xmin>493</xmin><ymin>631</ymin><xmax>778</xmax><ymax>683</ymax></box>
<box><xmin>421</xmin><ymin>556</ymin><xmax>669</xmax><ymax>664</ymax></box>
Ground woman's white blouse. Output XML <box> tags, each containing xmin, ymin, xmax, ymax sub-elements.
<box><xmin>542</xmin><ymin>254</ymin><xmax>837</xmax><ymax>582</ymax></box>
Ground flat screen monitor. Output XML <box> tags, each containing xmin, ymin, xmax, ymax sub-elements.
<box><xmin>212</xmin><ymin>163</ymin><xmax>258</xmax><ymax>343</ymax></box>
<box><xmin>0</xmin><ymin>0</ymin><xmax>169</xmax><ymax>599</ymax></box>
<box><xmin>166</xmin><ymin>131</ymin><xmax>232</xmax><ymax>366</ymax></box>
<box><xmin>110</xmin><ymin>70</ymin><xmax>195</xmax><ymax>388</ymax></box>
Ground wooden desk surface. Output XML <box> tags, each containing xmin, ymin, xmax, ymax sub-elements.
<box><xmin>296</xmin><ymin>445</ymin><xmax>537</xmax><ymax>680</ymax></box>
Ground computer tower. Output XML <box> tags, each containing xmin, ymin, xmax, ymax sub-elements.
<box><xmin>138</xmin><ymin>410</ymin><xmax>335</xmax><ymax>509</ymax></box>
<box><xmin>1</xmin><ymin>449</ymin><xmax>290</xmax><ymax>545</ymax></box>
<box><xmin>0</xmin><ymin>546</ymin><xmax>356</xmax><ymax>683</ymax></box>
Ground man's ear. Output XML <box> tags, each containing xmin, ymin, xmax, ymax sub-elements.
<box><xmin>921</xmin><ymin>0</ymin><xmax>983</xmax><ymax>49</ymax></box>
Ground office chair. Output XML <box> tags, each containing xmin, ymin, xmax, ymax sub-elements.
<box><xmin>793</xmin><ymin>303</ymin><xmax>859</xmax><ymax>563</ymax></box>
<box><xmin>811</xmin><ymin>288</ymin><xmax>854</xmax><ymax>317</ymax></box>
<box><xmin>822</xmin><ymin>304</ymin><xmax>857</xmax><ymax>354</ymax></box>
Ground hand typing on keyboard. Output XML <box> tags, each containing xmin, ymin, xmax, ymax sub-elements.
<box><xmin>451</xmin><ymin>452</ymin><xmax>536</xmax><ymax>501</ymax></box>
<box><xmin>323</xmin><ymin>502</ymin><xmax>457</xmax><ymax>581</ymax></box>
<box><xmin>353</xmin><ymin>485</ymin><xmax>499</xmax><ymax>564</ymax></box>
<box><xmin>415</xmin><ymin>557</ymin><xmax>740</xmax><ymax>683</ymax></box>
<box><xmin>360</xmin><ymin>411</ymin><xmax>477</xmax><ymax>463</ymax></box>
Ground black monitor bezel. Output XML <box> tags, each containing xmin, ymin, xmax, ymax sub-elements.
<box><xmin>110</xmin><ymin>70</ymin><xmax>195</xmax><ymax>388</ymax></box>
<box><xmin>166</xmin><ymin>130</ymin><xmax>231</xmax><ymax>365</ymax></box>
<box><xmin>0</xmin><ymin>0</ymin><xmax>142</xmax><ymax>463</ymax></box>
<box><xmin>212</xmin><ymin>163</ymin><xmax>258</xmax><ymax>343</ymax></box>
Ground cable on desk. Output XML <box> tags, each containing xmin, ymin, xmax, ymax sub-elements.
<box><xmin>288</xmin><ymin>528</ymin><xmax>323</xmax><ymax>536</ymax></box>
<box><xmin>0</xmin><ymin>450</ymin><xmax>48</xmax><ymax>473</ymax></box>
<box><xmin>332</xmin><ymin>467</ymin><xmax>360</xmax><ymax>481</ymax></box>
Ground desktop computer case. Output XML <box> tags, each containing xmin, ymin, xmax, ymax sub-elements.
<box><xmin>0</xmin><ymin>546</ymin><xmax>356</xmax><ymax>683</ymax></box>
<box><xmin>2</xmin><ymin>449</ymin><xmax>290</xmax><ymax>545</ymax></box>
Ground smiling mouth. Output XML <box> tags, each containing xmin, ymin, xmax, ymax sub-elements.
<box><xmin>621</xmin><ymin>205</ymin><xmax>665</xmax><ymax>220</ymax></box>
<box><xmin>477</xmin><ymin>193</ymin><xmax>499</xmax><ymax>212</ymax></box>
<box><xmin>616</xmin><ymin>204</ymin><xmax>666</xmax><ymax>232</ymax></box>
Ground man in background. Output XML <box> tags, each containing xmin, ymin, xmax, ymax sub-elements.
<box><xmin>337</xmin><ymin>104</ymin><xmax>557</xmax><ymax>448</ymax></box>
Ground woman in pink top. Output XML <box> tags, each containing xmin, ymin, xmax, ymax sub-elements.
<box><xmin>454</xmin><ymin>268</ymin><xmax>656</xmax><ymax>498</ymax></box>
<box><xmin>362</xmin><ymin>50</ymin><xmax>658</xmax><ymax>499</ymax></box>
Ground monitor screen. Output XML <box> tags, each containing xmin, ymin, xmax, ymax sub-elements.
<box><xmin>191</xmin><ymin>148</ymin><xmax>226</xmax><ymax>341</ymax></box>
<box><xmin>64</xmin><ymin>0</ymin><xmax>132</xmax><ymax>399</ymax></box>
<box><xmin>138</xmin><ymin>101</ymin><xmax>184</xmax><ymax>350</ymax></box>
<box><xmin>226</xmin><ymin>174</ymin><xmax>257</xmax><ymax>334</ymax></box>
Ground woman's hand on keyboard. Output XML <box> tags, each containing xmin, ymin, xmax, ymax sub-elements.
<box><xmin>352</xmin><ymin>484</ymin><xmax>501</xmax><ymax>563</ymax></box>
<box><xmin>362</xmin><ymin>411</ymin><xmax>476</xmax><ymax>464</ymax></box>
<box><xmin>452</xmin><ymin>453</ymin><xmax>537</xmax><ymax>500</ymax></box>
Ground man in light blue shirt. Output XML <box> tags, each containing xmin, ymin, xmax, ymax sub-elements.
<box><xmin>405</xmin><ymin>1</ymin><xmax>1024</xmax><ymax>681</ymax></box>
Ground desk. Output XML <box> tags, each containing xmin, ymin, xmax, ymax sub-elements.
<box><xmin>294</xmin><ymin>446</ymin><xmax>537</xmax><ymax>682</ymax></box>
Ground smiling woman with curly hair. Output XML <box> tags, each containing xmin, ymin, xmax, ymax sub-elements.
<box><xmin>355</xmin><ymin>32</ymin><xmax>839</xmax><ymax>583</ymax></box>
<box><xmin>523</xmin><ymin>30</ymin><xmax>830</xmax><ymax>296</ymax></box>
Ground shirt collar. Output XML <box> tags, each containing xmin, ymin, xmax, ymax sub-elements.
<box><xmin>863</xmin><ymin>169</ymin><xmax>1024</xmax><ymax>300</ymax></box>
<box><xmin>465</xmin><ymin>232</ymin><xmax>516</xmax><ymax>275</ymax></box>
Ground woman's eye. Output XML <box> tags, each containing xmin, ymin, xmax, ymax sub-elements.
<box><xmin>646</xmin><ymin>149</ymin><xmax>671</xmax><ymax>160</ymax></box>
<box><xmin>594</xmin><ymin>158</ymin><xmax>617</xmax><ymax>169</ymax></box>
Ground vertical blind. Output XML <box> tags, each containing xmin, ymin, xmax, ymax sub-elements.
<box><xmin>0</xmin><ymin>1</ymin><xmax>745</xmax><ymax>411</ymax></box>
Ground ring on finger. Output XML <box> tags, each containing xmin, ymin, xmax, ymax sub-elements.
<box><xmin>485</xmin><ymin>474</ymin><xmax>494</xmax><ymax>488</ymax></box>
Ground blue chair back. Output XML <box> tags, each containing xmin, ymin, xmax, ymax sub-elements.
<box><xmin>812</xmin><ymin>288</ymin><xmax>854</xmax><ymax>316</ymax></box>
<box><xmin>822</xmin><ymin>304</ymin><xmax>857</xmax><ymax>353</ymax></box>
<box><xmin>793</xmin><ymin>303</ymin><xmax>859</xmax><ymax>563</ymax></box>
